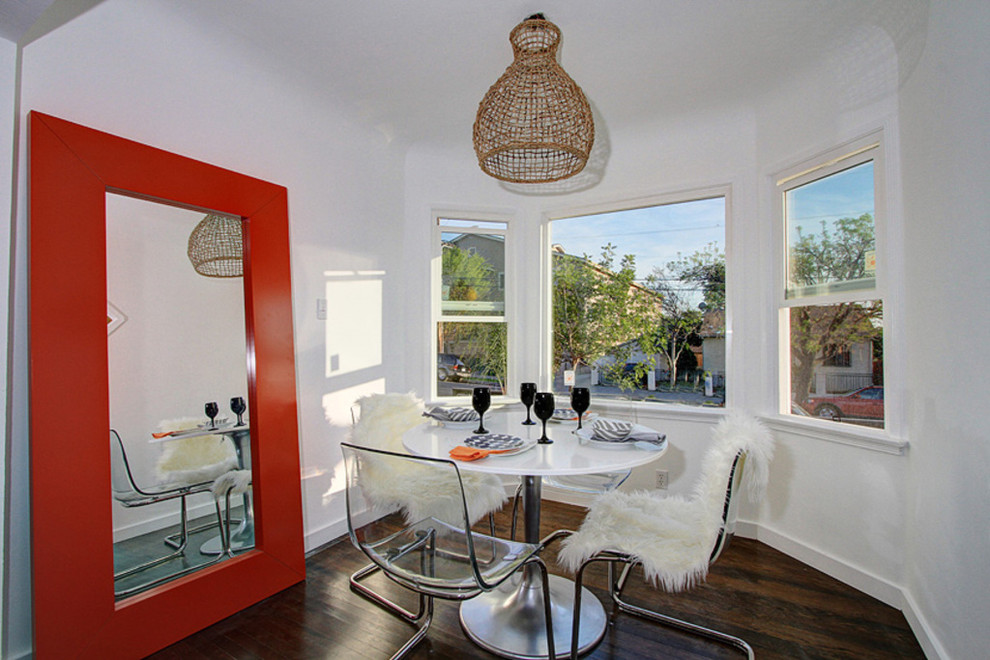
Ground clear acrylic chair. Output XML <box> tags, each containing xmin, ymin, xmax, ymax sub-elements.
<box><xmin>341</xmin><ymin>442</ymin><xmax>556</xmax><ymax>659</ymax></box>
<box><xmin>557</xmin><ymin>413</ymin><xmax>775</xmax><ymax>659</ymax></box>
<box><xmin>110</xmin><ymin>429</ymin><xmax>228</xmax><ymax>597</ymax></box>
<box><xmin>346</xmin><ymin>393</ymin><xmax>507</xmax><ymax>603</ymax></box>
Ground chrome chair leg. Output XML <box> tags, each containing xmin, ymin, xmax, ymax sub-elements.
<box><xmin>114</xmin><ymin>498</ymin><xmax>229</xmax><ymax>598</ymax></box>
<box><xmin>510</xmin><ymin>482</ymin><xmax>523</xmax><ymax>540</ymax></box>
<box><xmin>350</xmin><ymin>562</ymin><xmax>430</xmax><ymax>624</ymax></box>
<box><xmin>572</xmin><ymin>554</ymin><xmax>753</xmax><ymax>659</ymax></box>
<box><xmin>164</xmin><ymin>493</ymin><xmax>239</xmax><ymax>549</ymax></box>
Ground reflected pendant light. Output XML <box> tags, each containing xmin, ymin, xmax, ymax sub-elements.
<box><xmin>473</xmin><ymin>13</ymin><xmax>595</xmax><ymax>184</ymax></box>
<box><xmin>187</xmin><ymin>214</ymin><xmax>243</xmax><ymax>278</ymax></box>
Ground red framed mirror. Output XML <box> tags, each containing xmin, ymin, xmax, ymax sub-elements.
<box><xmin>28</xmin><ymin>112</ymin><xmax>305</xmax><ymax>658</ymax></box>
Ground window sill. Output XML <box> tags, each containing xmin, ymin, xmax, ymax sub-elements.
<box><xmin>589</xmin><ymin>399</ymin><xmax>726</xmax><ymax>424</ymax></box>
<box><xmin>764</xmin><ymin>414</ymin><xmax>908</xmax><ymax>455</ymax></box>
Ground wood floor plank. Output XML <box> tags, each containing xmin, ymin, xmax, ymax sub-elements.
<box><xmin>149</xmin><ymin>501</ymin><xmax>923</xmax><ymax>659</ymax></box>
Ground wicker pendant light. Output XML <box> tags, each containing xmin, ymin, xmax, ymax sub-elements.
<box><xmin>187</xmin><ymin>214</ymin><xmax>243</xmax><ymax>278</ymax></box>
<box><xmin>473</xmin><ymin>14</ymin><xmax>595</xmax><ymax>184</ymax></box>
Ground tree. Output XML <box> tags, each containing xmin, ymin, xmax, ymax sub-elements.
<box><xmin>645</xmin><ymin>259</ymin><xmax>705</xmax><ymax>389</ymax></box>
<box><xmin>788</xmin><ymin>214</ymin><xmax>882</xmax><ymax>404</ymax></box>
<box><xmin>442</xmin><ymin>244</ymin><xmax>496</xmax><ymax>302</ymax></box>
<box><xmin>552</xmin><ymin>244</ymin><xmax>663</xmax><ymax>390</ymax></box>
<box><xmin>672</xmin><ymin>242</ymin><xmax>726</xmax><ymax>310</ymax></box>
<box><xmin>443</xmin><ymin>322</ymin><xmax>507</xmax><ymax>394</ymax></box>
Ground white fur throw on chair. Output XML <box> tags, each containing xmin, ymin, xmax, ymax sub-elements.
<box><xmin>558</xmin><ymin>413</ymin><xmax>774</xmax><ymax>592</ymax></box>
<box><xmin>155</xmin><ymin>417</ymin><xmax>239</xmax><ymax>486</ymax></box>
<box><xmin>350</xmin><ymin>392</ymin><xmax>506</xmax><ymax>526</ymax></box>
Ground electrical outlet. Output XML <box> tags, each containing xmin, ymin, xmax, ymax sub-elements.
<box><xmin>655</xmin><ymin>469</ymin><xmax>668</xmax><ymax>490</ymax></box>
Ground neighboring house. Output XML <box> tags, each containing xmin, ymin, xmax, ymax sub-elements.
<box><xmin>807</xmin><ymin>341</ymin><xmax>875</xmax><ymax>397</ymax></box>
<box><xmin>699</xmin><ymin>308</ymin><xmax>726</xmax><ymax>386</ymax></box>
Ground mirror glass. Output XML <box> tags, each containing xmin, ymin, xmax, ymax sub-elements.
<box><xmin>106</xmin><ymin>194</ymin><xmax>253</xmax><ymax>598</ymax></box>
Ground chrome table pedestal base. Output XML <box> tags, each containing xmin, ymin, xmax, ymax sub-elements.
<box><xmin>459</xmin><ymin>571</ymin><xmax>606</xmax><ymax>659</ymax></box>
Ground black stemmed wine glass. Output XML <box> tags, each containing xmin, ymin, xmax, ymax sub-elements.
<box><xmin>205</xmin><ymin>401</ymin><xmax>219</xmax><ymax>429</ymax></box>
<box><xmin>520</xmin><ymin>382</ymin><xmax>537</xmax><ymax>425</ymax></box>
<box><xmin>472</xmin><ymin>387</ymin><xmax>491</xmax><ymax>434</ymax></box>
<box><xmin>571</xmin><ymin>387</ymin><xmax>591</xmax><ymax>430</ymax></box>
<box><xmin>230</xmin><ymin>396</ymin><xmax>246</xmax><ymax>426</ymax></box>
<box><xmin>533</xmin><ymin>392</ymin><xmax>555</xmax><ymax>444</ymax></box>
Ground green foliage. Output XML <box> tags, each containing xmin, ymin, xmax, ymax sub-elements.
<box><xmin>442</xmin><ymin>322</ymin><xmax>507</xmax><ymax>393</ymax></box>
<box><xmin>668</xmin><ymin>242</ymin><xmax>726</xmax><ymax>309</ymax></box>
<box><xmin>552</xmin><ymin>244</ymin><xmax>663</xmax><ymax>390</ymax></box>
<box><xmin>442</xmin><ymin>245</ymin><xmax>496</xmax><ymax>302</ymax></box>
<box><xmin>790</xmin><ymin>214</ymin><xmax>874</xmax><ymax>287</ymax></box>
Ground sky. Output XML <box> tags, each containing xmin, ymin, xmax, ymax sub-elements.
<box><xmin>550</xmin><ymin>196</ymin><xmax>726</xmax><ymax>284</ymax></box>
<box><xmin>786</xmin><ymin>161</ymin><xmax>874</xmax><ymax>244</ymax></box>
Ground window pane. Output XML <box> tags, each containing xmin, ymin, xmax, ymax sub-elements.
<box><xmin>785</xmin><ymin>162</ymin><xmax>875</xmax><ymax>299</ymax></box>
<box><xmin>440</xmin><ymin>230</ymin><xmax>505</xmax><ymax>317</ymax></box>
<box><xmin>550</xmin><ymin>197</ymin><xmax>726</xmax><ymax>407</ymax></box>
<box><xmin>437</xmin><ymin>322</ymin><xmax>506</xmax><ymax>397</ymax></box>
<box><xmin>790</xmin><ymin>301</ymin><xmax>883</xmax><ymax>427</ymax></box>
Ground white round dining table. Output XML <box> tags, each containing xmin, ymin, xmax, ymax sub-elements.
<box><xmin>402</xmin><ymin>406</ymin><xmax>667</xmax><ymax>660</ymax></box>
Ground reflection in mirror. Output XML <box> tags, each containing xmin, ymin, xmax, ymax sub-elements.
<box><xmin>106</xmin><ymin>194</ymin><xmax>253</xmax><ymax>598</ymax></box>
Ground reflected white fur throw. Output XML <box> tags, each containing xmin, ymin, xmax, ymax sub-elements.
<box><xmin>350</xmin><ymin>393</ymin><xmax>506</xmax><ymax>526</ymax></box>
<box><xmin>558</xmin><ymin>412</ymin><xmax>774</xmax><ymax>592</ymax></box>
<box><xmin>212</xmin><ymin>469</ymin><xmax>252</xmax><ymax>496</ymax></box>
<box><xmin>155</xmin><ymin>417</ymin><xmax>239</xmax><ymax>486</ymax></box>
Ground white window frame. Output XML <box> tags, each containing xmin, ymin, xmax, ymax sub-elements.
<box><xmin>430</xmin><ymin>211</ymin><xmax>514</xmax><ymax>402</ymax></box>
<box><xmin>772</xmin><ymin>130</ymin><xmax>906</xmax><ymax>453</ymax></box>
<box><xmin>542</xmin><ymin>185</ymin><xmax>732</xmax><ymax>419</ymax></box>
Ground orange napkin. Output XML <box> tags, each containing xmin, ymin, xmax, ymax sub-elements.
<box><xmin>449</xmin><ymin>446</ymin><xmax>512</xmax><ymax>461</ymax></box>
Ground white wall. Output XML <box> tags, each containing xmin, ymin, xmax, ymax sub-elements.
<box><xmin>5</xmin><ymin>1</ymin><xmax>407</xmax><ymax>655</ymax></box>
<box><xmin>898</xmin><ymin>2</ymin><xmax>990</xmax><ymax>658</ymax></box>
<box><xmin>0</xmin><ymin>35</ymin><xmax>17</xmax><ymax>660</ymax></box>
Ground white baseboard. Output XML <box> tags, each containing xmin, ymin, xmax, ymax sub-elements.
<box><xmin>736</xmin><ymin>520</ymin><xmax>944</xmax><ymax>660</ymax></box>
<box><xmin>304</xmin><ymin>518</ymin><xmax>351</xmax><ymax>555</ymax></box>
<box><xmin>900</xmin><ymin>588</ymin><xmax>949</xmax><ymax>660</ymax></box>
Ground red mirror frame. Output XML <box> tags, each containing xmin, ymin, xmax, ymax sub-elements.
<box><xmin>28</xmin><ymin>112</ymin><xmax>305</xmax><ymax>658</ymax></box>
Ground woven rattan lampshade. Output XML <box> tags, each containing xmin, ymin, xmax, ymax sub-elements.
<box><xmin>473</xmin><ymin>14</ymin><xmax>595</xmax><ymax>184</ymax></box>
<box><xmin>187</xmin><ymin>214</ymin><xmax>243</xmax><ymax>278</ymax></box>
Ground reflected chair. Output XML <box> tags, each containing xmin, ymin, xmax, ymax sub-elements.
<box><xmin>557</xmin><ymin>413</ymin><xmax>775</xmax><ymax>658</ymax></box>
<box><xmin>110</xmin><ymin>429</ymin><xmax>229</xmax><ymax>597</ymax></box>
<box><xmin>346</xmin><ymin>393</ymin><xmax>508</xmax><ymax>618</ymax></box>
<box><xmin>212</xmin><ymin>469</ymin><xmax>253</xmax><ymax>556</ymax></box>
<box><xmin>341</xmin><ymin>442</ymin><xmax>555</xmax><ymax>659</ymax></box>
<box><xmin>154</xmin><ymin>419</ymin><xmax>240</xmax><ymax>549</ymax></box>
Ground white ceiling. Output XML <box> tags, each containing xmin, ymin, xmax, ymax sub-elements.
<box><xmin>12</xmin><ymin>0</ymin><xmax>929</xmax><ymax>146</ymax></box>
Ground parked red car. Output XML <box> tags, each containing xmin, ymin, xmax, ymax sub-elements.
<box><xmin>809</xmin><ymin>386</ymin><xmax>884</xmax><ymax>421</ymax></box>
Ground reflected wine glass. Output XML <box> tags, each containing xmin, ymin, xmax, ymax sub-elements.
<box><xmin>230</xmin><ymin>396</ymin><xmax>246</xmax><ymax>426</ymax></box>
<box><xmin>520</xmin><ymin>382</ymin><xmax>537</xmax><ymax>425</ymax></box>
<box><xmin>533</xmin><ymin>392</ymin><xmax>555</xmax><ymax>444</ymax></box>
<box><xmin>205</xmin><ymin>401</ymin><xmax>219</xmax><ymax>429</ymax></box>
<box><xmin>571</xmin><ymin>387</ymin><xmax>590</xmax><ymax>430</ymax></box>
<box><xmin>472</xmin><ymin>387</ymin><xmax>491</xmax><ymax>434</ymax></box>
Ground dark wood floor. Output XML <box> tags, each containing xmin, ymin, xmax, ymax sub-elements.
<box><xmin>150</xmin><ymin>500</ymin><xmax>924</xmax><ymax>659</ymax></box>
